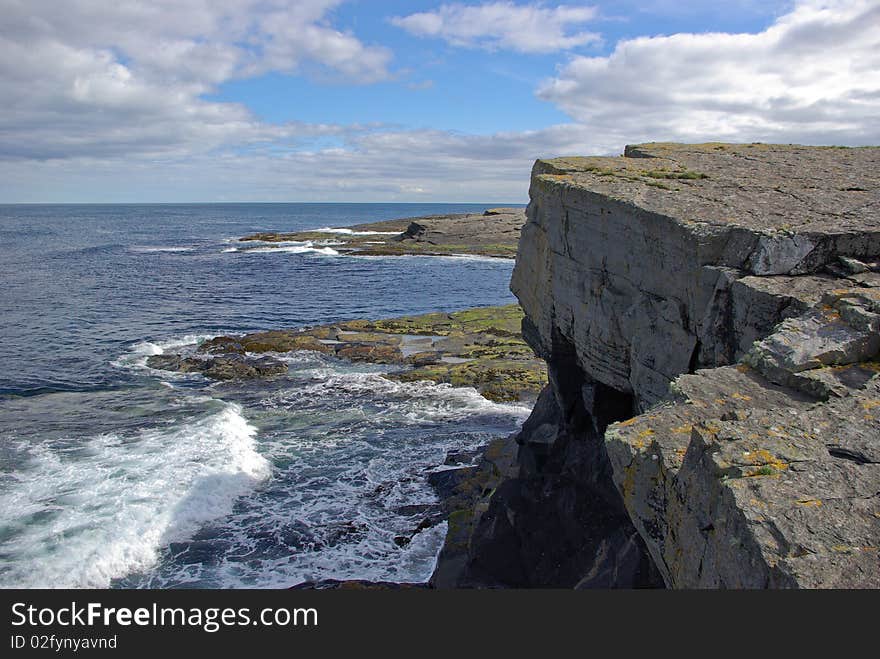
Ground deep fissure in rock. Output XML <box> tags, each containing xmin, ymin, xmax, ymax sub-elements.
<box><xmin>453</xmin><ymin>327</ymin><xmax>662</xmax><ymax>588</ymax></box>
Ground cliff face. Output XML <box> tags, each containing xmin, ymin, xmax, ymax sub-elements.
<box><xmin>437</xmin><ymin>143</ymin><xmax>880</xmax><ymax>588</ymax></box>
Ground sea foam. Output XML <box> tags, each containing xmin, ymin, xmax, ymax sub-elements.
<box><xmin>128</xmin><ymin>246</ymin><xmax>194</xmax><ymax>253</ymax></box>
<box><xmin>236</xmin><ymin>242</ymin><xmax>340</xmax><ymax>256</ymax></box>
<box><xmin>312</xmin><ymin>227</ymin><xmax>400</xmax><ymax>236</ymax></box>
<box><xmin>0</xmin><ymin>402</ymin><xmax>270</xmax><ymax>588</ymax></box>
<box><xmin>111</xmin><ymin>334</ymin><xmax>214</xmax><ymax>371</ymax></box>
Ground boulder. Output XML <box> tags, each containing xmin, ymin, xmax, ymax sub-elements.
<box><xmin>202</xmin><ymin>355</ymin><xmax>288</xmax><ymax>380</ymax></box>
<box><xmin>145</xmin><ymin>354</ymin><xmax>203</xmax><ymax>374</ymax></box>
<box><xmin>146</xmin><ymin>353</ymin><xmax>288</xmax><ymax>380</ymax></box>
<box><xmin>240</xmin><ymin>331</ymin><xmax>334</xmax><ymax>354</ymax></box>
<box><xmin>198</xmin><ymin>336</ymin><xmax>246</xmax><ymax>355</ymax></box>
<box><xmin>335</xmin><ymin>342</ymin><xmax>403</xmax><ymax>364</ymax></box>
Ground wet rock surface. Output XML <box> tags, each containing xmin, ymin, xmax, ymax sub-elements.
<box><xmin>452</xmin><ymin>143</ymin><xmax>879</xmax><ymax>589</ymax></box>
<box><xmin>145</xmin><ymin>305</ymin><xmax>546</xmax><ymax>403</ymax></box>
<box><xmin>145</xmin><ymin>353</ymin><xmax>289</xmax><ymax>380</ymax></box>
<box><xmin>240</xmin><ymin>208</ymin><xmax>526</xmax><ymax>259</ymax></box>
<box><xmin>428</xmin><ymin>435</ymin><xmax>521</xmax><ymax>588</ymax></box>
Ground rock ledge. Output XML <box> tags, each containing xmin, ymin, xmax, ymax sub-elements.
<box><xmin>440</xmin><ymin>143</ymin><xmax>879</xmax><ymax>588</ymax></box>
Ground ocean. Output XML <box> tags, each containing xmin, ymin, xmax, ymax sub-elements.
<box><xmin>0</xmin><ymin>203</ymin><xmax>529</xmax><ymax>588</ymax></box>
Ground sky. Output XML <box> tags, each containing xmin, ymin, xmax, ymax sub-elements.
<box><xmin>0</xmin><ymin>0</ymin><xmax>878</xmax><ymax>203</ymax></box>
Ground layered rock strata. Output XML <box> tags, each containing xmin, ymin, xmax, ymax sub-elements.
<box><xmin>437</xmin><ymin>143</ymin><xmax>879</xmax><ymax>588</ymax></box>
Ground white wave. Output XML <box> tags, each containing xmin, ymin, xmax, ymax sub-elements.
<box><xmin>0</xmin><ymin>402</ymin><xmax>271</xmax><ymax>588</ymax></box>
<box><xmin>111</xmin><ymin>334</ymin><xmax>214</xmax><ymax>371</ymax></box>
<box><xmin>348</xmin><ymin>253</ymin><xmax>512</xmax><ymax>263</ymax></box>
<box><xmin>129</xmin><ymin>246</ymin><xmax>194</xmax><ymax>253</ymax></box>
<box><xmin>242</xmin><ymin>239</ymin><xmax>309</xmax><ymax>246</ymax></box>
<box><xmin>237</xmin><ymin>242</ymin><xmax>340</xmax><ymax>256</ymax></box>
<box><xmin>435</xmin><ymin>254</ymin><xmax>513</xmax><ymax>263</ymax></box>
<box><xmin>89</xmin><ymin>356</ymin><xmax>532</xmax><ymax>588</ymax></box>
<box><xmin>184</xmin><ymin>366</ymin><xmax>532</xmax><ymax>588</ymax></box>
<box><xmin>312</xmin><ymin>227</ymin><xmax>400</xmax><ymax>236</ymax></box>
<box><xmin>235</xmin><ymin>238</ymin><xmax>343</xmax><ymax>247</ymax></box>
<box><xmin>222</xmin><ymin>520</ymin><xmax>450</xmax><ymax>589</ymax></box>
<box><xmin>264</xmin><ymin>367</ymin><xmax>532</xmax><ymax>425</ymax></box>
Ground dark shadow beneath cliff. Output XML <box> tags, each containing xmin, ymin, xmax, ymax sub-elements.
<box><xmin>432</xmin><ymin>330</ymin><xmax>665</xmax><ymax>588</ymax></box>
<box><xmin>459</xmin><ymin>473</ymin><xmax>660</xmax><ymax>588</ymax></box>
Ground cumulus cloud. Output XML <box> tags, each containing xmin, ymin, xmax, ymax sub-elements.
<box><xmin>538</xmin><ymin>0</ymin><xmax>880</xmax><ymax>146</ymax></box>
<box><xmin>1</xmin><ymin>0</ymin><xmax>877</xmax><ymax>203</ymax></box>
<box><xmin>0</xmin><ymin>0</ymin><xmax>392</xmax><ymax>160</ymax></box>
<box><xmin>390</xmin><ymin>2</ymin><xmax>600</xmax><ymax>53</ymax></box>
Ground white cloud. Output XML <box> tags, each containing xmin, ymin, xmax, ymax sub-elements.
<box><xmin>538</xmin><ymin>0</ymin><xmax>880</xmax><ymax>146</ymax></box>
<box><xmin>0</xmin><ymin>123</ymin><xmax>601</xmax><ymax>202</ymax></box>
<box><xmin>390</xmin><ymin>2</ymin><xmax>601</xmax><ymax>53</ymax></box>
<box><xmin>0</xmin><ymin>0</ymin><xmax>392</xmax><ymax>160</ymax></box>
<box><xmin>0</xmin><ymin>0</ymin><xmax>877</xmax><ymax>203</ymax></box>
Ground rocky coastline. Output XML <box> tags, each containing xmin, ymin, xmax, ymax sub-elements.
<box><xmin>146</xmin><ymin>304</ymin><xmax>545</xmax><ymax>404</ymax></box>
<box><xmin>238</xmin><ymin>207</ymin><xmax>525</xmax><ymax>259</ymax></box>
<box><xmin>146</xmin><ymin>303</ymin><xmax>544</xmax><ymax>590</ymax></box>
<box><xmin>434</xmin><ymin>143</ymin><xmax>879</xmax><ymax>589</ymax></box>
<box><xmin>153</xmin><ymin>145</ymin><xmax>880</xmax><ymax>589</ymax></box>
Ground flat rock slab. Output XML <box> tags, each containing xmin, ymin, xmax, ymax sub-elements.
<box><xmin>540</xmin><ymin>143</ymin><xmax>879</xmax><ymax>236</ymax></box>
<box><xmin>240</xmin><ymin>208</ymin><xmax>526</xmax><ymax>259</ymax></box>
<box><xmin>144</xmin><ymin>305</ymin><xmax>546</xmax><ymax>403</ymax></box>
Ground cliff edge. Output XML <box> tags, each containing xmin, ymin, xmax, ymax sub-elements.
<box><xmin>433</xmin><ymin>143</ymin><xmax>879</xmax><ymax>588</ymax></box>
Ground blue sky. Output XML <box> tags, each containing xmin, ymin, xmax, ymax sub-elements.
<box><xmin>0</xmin><ymin>1</ymin><xmax>877</xmax><ymax>202</ymax></box>
<box><xmin>209</xmin><ymin>1</ymin><xmax>788</xmax><ymax>133</ymax></box>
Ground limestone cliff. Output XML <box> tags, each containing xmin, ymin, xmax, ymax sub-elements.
<box><xmin>433</xmin><ymin>143</ymin><xmax>880</xmax><ymax>588</ymax></box>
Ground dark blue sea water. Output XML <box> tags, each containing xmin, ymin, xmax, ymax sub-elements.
<box><xmin>0</xmin><ymin>203</ymin><xmax>528</xmax><ymax>588</ymax></box>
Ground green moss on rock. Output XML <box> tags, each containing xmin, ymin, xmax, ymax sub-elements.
<box><xmin>157</xmin><ymin>304</ymin><xmax>545</xmax><ymax>403</ymax></box>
